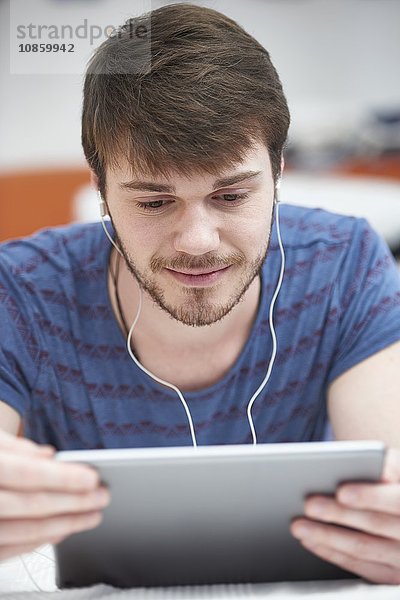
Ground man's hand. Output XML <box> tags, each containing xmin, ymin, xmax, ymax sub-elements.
<box><xmin>290</xmin><ymin>447</ymin><xmax>400</xmax><ymax>585</ymax></box>
<box><xmin>0</xmin><ymin>430</ymin><xmax>110</xmax><ymax>561</ymax></box>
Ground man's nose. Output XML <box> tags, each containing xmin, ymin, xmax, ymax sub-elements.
<box><xmin>173</xmin><ymin>206</ymin><xmax>220</xmax><ymax>256</ymax></box>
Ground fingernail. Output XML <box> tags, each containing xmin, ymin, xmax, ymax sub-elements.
<box><xmin>39</xmin><ymin>445</ymin><xmax>56</xmax><ymax>456</ymax></box>
<box><xmin>40</xmin><ymin>445</ymin><xmax>55</xmax><ymax>452</ymax></box>
<box><xmin>291</xmin><ymin>523</ymin><xmax>310</xmax><ymax>538</ymax></box>
<box><xmin>80</xmin><ymin>470</ymin><xmax>99</xmax><ymax>488</ymax></box>
<box><xmin>301</xmin><ymin>539</ymin><xmax>320</xmax><ymax>551</ymax></box>
<box><xmin>85</xmin><ymin>512</ymin><xmax>103</xmax><ymax>527</ymax></box>
<box><xmin>50</xmin><ymin>536</ymin><xmax>65</xmax><ymax>545</ymax></box>
<box><xmin>306</xmin><ymin>499</ymin><xmax>327</xmax><ymax>517</ymax></box>
<box><xmin>96</xmin><ymin>488</ymin><xmax>111</xmax><ymax>506</ymax></box>
<box><xmin>338</xmin><ymin>486</ymin><xmax>358</xmax><ymax>504</ymax></box>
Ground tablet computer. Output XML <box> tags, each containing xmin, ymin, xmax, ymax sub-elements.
<box><xmin>55</xmin><ymin>441</ymin><xmax>385</xmax><ymax>589</ymax></box>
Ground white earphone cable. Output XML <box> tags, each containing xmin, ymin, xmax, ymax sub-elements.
<box><xmin>246</xmin><ymin>200</ymin><xmax>285</xmax><ymax>444</ymax></box>
<box><xmin>127</xmin><ymin>307</ymin><xmax>198</xmax><ymax>447</ymax></box>
<box><xmin>99</xmin><ymin>212</ymin><xmax>124</xmax><ymax>259</ymax></box>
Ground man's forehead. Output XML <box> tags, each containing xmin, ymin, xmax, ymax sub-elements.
<box><xmin>110</xmin><ymin>143</ymin><xmax>270</xmax><ymax>190</ymax></box>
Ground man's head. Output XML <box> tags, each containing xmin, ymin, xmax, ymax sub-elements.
<box><xmin>81</xmin><ymin>3</ymin><xmax>290</xmax><ymax>327</ymax></box>
<box><xmin>82</xmin><ymin>2</ymin><xmax>290</xmax><ymax>197</ymax></box>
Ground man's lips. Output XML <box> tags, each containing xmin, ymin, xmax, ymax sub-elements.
<box><xmin>166</xmin><ymin>267</ymin><xmax>228</xmax><ymax>275</ymax></box>
<box><xmin>164</xmin><ymin>266</ymin><xmax>231</xmax><ymax>286</ymax></box>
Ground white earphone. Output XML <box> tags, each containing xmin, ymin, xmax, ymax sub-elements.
<box><xmin>98</xmin><ymin>192</ymin><xmax>124</xmax><ymax>258</ymax></box>
<box><xmin>98</xmin><ymin>180</ymin><xmax>285</xmax><ymax>446</ymax></box>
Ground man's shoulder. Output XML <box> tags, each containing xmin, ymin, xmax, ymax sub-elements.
<box><xmin>0</xmin><ymin>221</ymin><xmax>107</xmax><ymax>281</ymax></box>
<box><xmin>278</xmin><ymin>203</ymin><xmax>360</xmax><ymax>249</ymax></box>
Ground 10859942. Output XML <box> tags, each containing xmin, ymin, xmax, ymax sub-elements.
<box><xmin>18</xmin><ymin>43</ymin><xmax>74</xmax><ymax>52</ymax></box>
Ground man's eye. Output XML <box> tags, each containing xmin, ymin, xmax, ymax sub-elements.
<box><xmin>135</xmin><ymin>200</ymin><xmax>167</xmax><ymax>211</ymax></box>
<box><xmin>215</xmin><ymin>193</ymin><xmax>249</xmax><ymax>202</ymax></box>
<box><xmin>135</xmin><ymin>192</ymin><xmax>249</xmax><ymax>211</ymax></box>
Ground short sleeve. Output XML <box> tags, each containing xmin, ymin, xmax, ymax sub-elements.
<box><xmin>327</xmin><ymin>218</ymin><xmax>400</xmax><ymax>384</ymax></box>
<box><xmin>0</xmin><ymin>257</ymin><xmax>40</xmax><ymax>417</ymax></box>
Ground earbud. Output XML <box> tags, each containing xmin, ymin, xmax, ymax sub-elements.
<box><xmin>98</xmin><ymin>191</ymin><xmax>124</xmax><ymax>258</ymax></box>
<box><xmin>98</xmin><ymin>191</ymin><xmax>108</xmax><ymax>218</ymax></box>
<box><xmin>274</xmin><ymin>178</ymin><xmax>281</xmax><ymax>205</ymax></box>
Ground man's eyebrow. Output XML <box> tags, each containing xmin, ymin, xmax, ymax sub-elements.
<box><xmin>118</xmin><ymin>170</ymin><xmax>263</xmax><ymax>193</ymax></box>
<box><xmin>213</xmin><ymin>170</ymin><xmax>262</xmax><ymax>189</ymax></box>
<box><xmin>119</xmin><ymin>180</ymin><xmax>173</xmax><ymax>193</ymax></box>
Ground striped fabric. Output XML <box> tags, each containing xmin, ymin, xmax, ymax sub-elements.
<box><xmin>1</xmin><ymin>203</ymin><xmax>400</xmax><ymax>450</ymax></box>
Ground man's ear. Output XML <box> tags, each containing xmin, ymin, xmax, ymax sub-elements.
<box><xmin>280</xmin><ymin>155</ymin><xmax>285</xmax><ymax>179</ymax></box>
<box><xmin>90</xmin><ymin>170</ymin><xmax>99</xmax><ymax>192</ymax></box>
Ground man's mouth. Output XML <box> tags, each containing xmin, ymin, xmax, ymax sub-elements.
<box><xmin>169</xmin><ymin>267</ymin><xmax>227</xmax><ymax>275</ymax></box>
<box><xmin>164</xmin><ymin>266</ymin><xmax>231</xmax><ymax>286</ymax></box>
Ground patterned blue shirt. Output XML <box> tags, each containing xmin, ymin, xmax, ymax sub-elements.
<box><xmin>1</xmin><ymin>204</ymin><xmax>400</xmax><ymax>449</ymax></box>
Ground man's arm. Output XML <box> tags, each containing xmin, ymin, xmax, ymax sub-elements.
<box><xmin>327</xmin><ymin>340</ymin><xmax>400</xmax><ymax>448</ymax></box>
<box><xmin>291</xmin><ymin>342</ymin><xmax>400</xmax><ymax>584</ymax></box>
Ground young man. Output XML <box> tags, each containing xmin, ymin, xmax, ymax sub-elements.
<box><xmin>1</xmin><ymin>2</ymin><xmax>400</xmax><ymax>584</ymax></box>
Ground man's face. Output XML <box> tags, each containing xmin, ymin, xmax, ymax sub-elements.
<box><xmin>105</xmin><ymin>141</ymin><xmax>276</xmax><ymax>327</ymax></box>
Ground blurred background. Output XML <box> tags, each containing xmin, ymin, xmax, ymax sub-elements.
<box><xmin>0</xmin><ymin>0</ymin><xmax>399</xmax><ymax>251</ymax></box>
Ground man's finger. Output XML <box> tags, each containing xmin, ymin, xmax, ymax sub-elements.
<box><xmin>0</xmin><ymin>487</ymin><xmax>110</xmax><ymax>518</ymax></box>
<box><xmin>0</xmin><ymin>536</ymin><xmax>67</xmax><ymax>561</ymax></box>
<box><xmin>304</xmin><ymin>495</ymin><xmax>400</xmax><ymax>541</ymax></box>
<box><xmin>0</xmin><ymin>430</ymin><xmax>54</xmax><ymax>457</ymax></box>
<box><xmin>0</xmin><ymin>542</ymin><xmax>47</xmax><ymax>562</ymax></box>
<box><xmin>382</xmin><ymin>448</ymin><xmax>400</xmax><ymax>483</ymax></box>
<box><xmin>0</xmin><ymin>511</ymin><xmax>103</xmax><ymax>546</ymax></box>
<box><xmin>337</xmin><ymin>483</ymin><xmax>400</xmax><ymax>517</ymax></box>
<box><xmin>291</xmin><ymin>519</ymin><xmax>400</xmax><ymax>570</ymax></box>
<box><xmin>299</xmin><ymin>539</ymin><xmax>400</xmax><ymax>585</ymax></box>
<box><xmin>0</xmin><ymin>451</ymin><xmax>100</xmax><ymax>492</ymax></box>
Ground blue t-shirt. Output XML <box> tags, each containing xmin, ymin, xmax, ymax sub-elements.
<box><xmin>1</xmin><ymin>204</ymin><xmax>400</xmax><ymax>450</ymax></box>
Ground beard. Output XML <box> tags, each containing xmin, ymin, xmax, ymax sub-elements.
<box><xmin>113</xmin><ymin>224</ymin><xmax>273</xmax><ymax>328</ymax></box>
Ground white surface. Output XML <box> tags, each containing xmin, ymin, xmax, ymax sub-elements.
<box><xmin>279</xmin><ymin>173</ymin><xmax>400</xmax><ymax>248</ymax></box>
<box><xmin>0</xmin><ymin>546</ymin><xmax>400</xmax><ymax>598</ymax></box>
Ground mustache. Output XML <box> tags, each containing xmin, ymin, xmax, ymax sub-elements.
<box><xmin>150</xmin><ymin>252</ymin><xmax>245</xmax><ymax>273</ymax></box>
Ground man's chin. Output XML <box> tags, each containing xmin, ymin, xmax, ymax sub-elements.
<box><xmin>173</xmin><ymin>305</ymin><xmax>234</xmax><ymax>328</ymax></box>
<box><xmin>147</xmin><ymin>294</ymin><xmax>234</xmax><ymax>327</ymax></box>
<box><xmin>155</xmin><ymin>268</ymin><xmax>262</xmax><ymax>325</ymax></box>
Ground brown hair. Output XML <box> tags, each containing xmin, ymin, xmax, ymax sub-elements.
<box><xmin>82</xmin><ymin>3</ymin><xmax>290</xmax><ymax>196</ymax></box>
